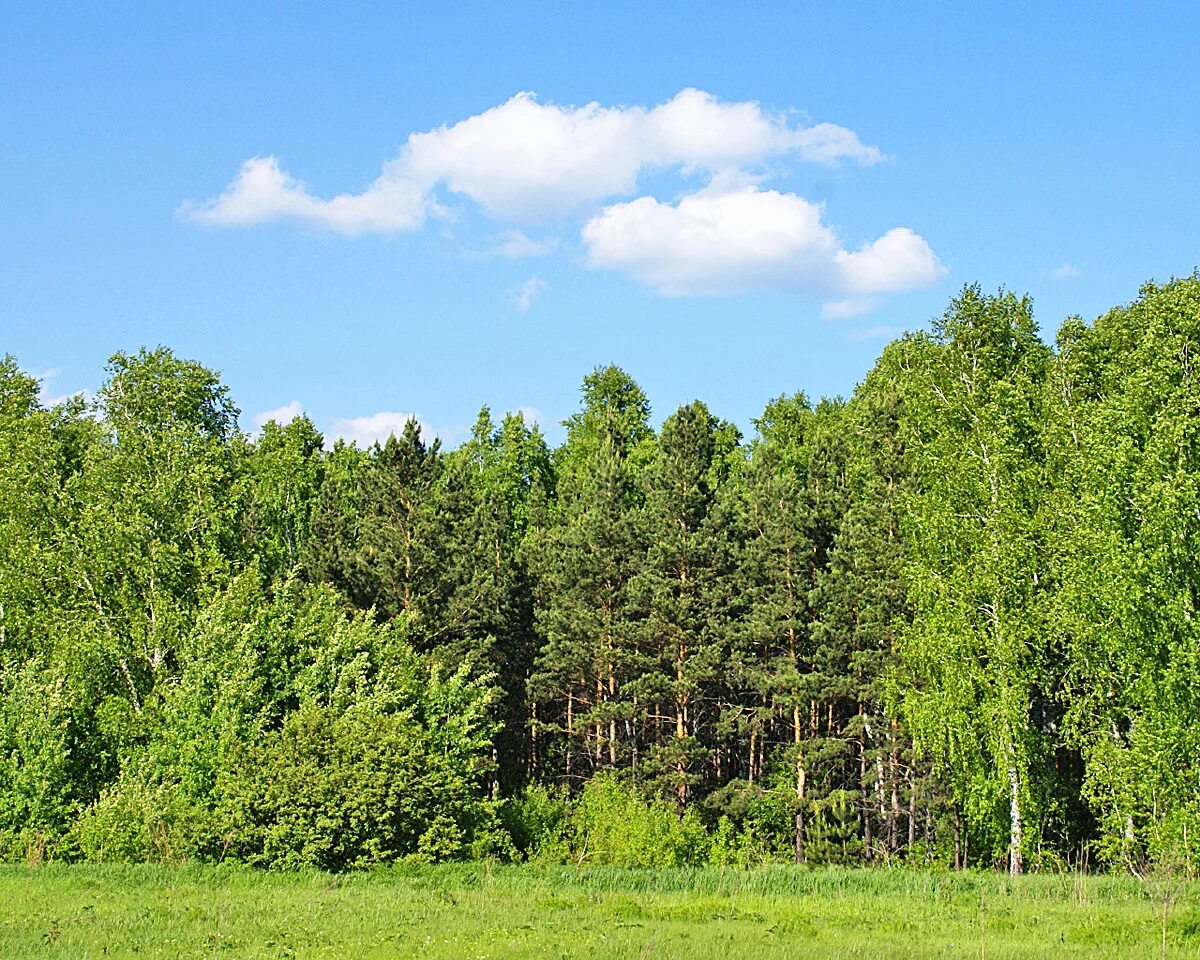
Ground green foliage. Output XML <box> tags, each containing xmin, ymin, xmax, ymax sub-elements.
<box><xmin>505</xmin><ymin>783</ymin><xmax>571</xmax><ymax>861</ymax></box>
<box><xmin>71</xmin><ymin>770</ymin><xmax>209</xmax><ymax>864</ymax></box>
<box><xmin>805</xmin><ymin>790</ymin><xmax>864</xmax><ymax>865</ymax></box>
<box><xmin>224</xmin><ymin>702</ymin><xmax>492</xmax><ymax>869</ymax></box>
<box><xmin>161</xmin><ymin>574</ymin><xmax>500</xmax><ymax>870</ymax></box>
<box><xmin>527</xmin><ymin>366</ymin><xmax>652</xmax><ymax>779</ymax></box>
<box><xmin>1049</xmin><ymin>276</ymin><xmax>1200</xmax><ymax>871</ymax></box>
<box><xmin>7</xmin><ymin>277</ymin><xmax>1200</xmax><ymax>875</ymax></box>
<box><xmin>895</xmin><ymin>286</ymin><xmax>1057</xmax><ymax>872</ymax></box>
<box><xmin>567</xmin><ymin>775</ymin><xmax>710</xmax><ymax>867</ymax></box>
<box><xmin>237</xmin><ymin>415</ymin><xmax>324</xmax><ymax>580</ymax></box>
<box><xmin>703</xmin><ymin>779</ymin><xmax>796</xmax><ymax>865</ymax></box>
<box><xmin>0</xmin><ymin>662</ymin><xmax>76</xmax><ymax>857</ymax></box>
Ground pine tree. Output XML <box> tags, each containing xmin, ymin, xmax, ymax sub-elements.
<box><xmin>445</xmin><ymin>407</ymin><xmax>551</xmax><ymax>793</ymax></box>
<box><xmin>633</xmin><ymin>400</ymin><xmax>738</xmax><ymax>804</ymax></box>
<box><xmin>816</xmin><ymin>345</ymin><xmax>919</xmax><ymax>861</ymax></box>
<box><xmin>729</xmin><ymin>393</ymin><xmax>846</xmax><ymax>861</ymax></box>
<box><xmin>528</xmin><ymin>366</ymin><xmax>651</xmax><ymax>783</ymax></box>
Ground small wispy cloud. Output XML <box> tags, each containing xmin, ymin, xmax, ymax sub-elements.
<box><xmin>844</xmin><ymin>324</ymin><xmax>902</xmax><ymax>342</ymax></box>
<box><xmin>487</xmin><ymin>229</ymin><xmax>557</xmax><ymax>259</ymax></box>
<box><xmin>178</xmin><ymin>156</ymin><xmax>429</xmax><ymax>234</ymax></box>
<box><xmin>34</xmin><ymin>367</ymin><xmax>91</xmax><ymax>408</ymax></box>
<box><xmin>821</xmin><ymin>298</ymin><xmax>881</xmax><ymax>320</ymax></box>
<box><xmin>1050</xmin><ymin>262</ymin><xmax>1081</xmax><ymax>279</ymax></box>
<box><xmin>329</xmin><ymin>411</ymin><xmax>432</xmax><ymax>447</ymax></box>
<box><xmin>509</xmin><ymin>276</ymin><xmax>547</xmax><ymax>312</ymax></box>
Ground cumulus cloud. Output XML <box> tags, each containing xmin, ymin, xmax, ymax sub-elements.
<box><xmin>251</xmin><ymin>400</ymin><xmax>303</xmax><ymax>431</ymax></box>
<box><xmin>181</xmin><ymin>89</ymin><xmax>883</xmax><ymax>231</ymax></box>
<box><xmin>642</xmin><ymin>89</ymin><xmax>884</xmax><ymax>169</ymax></box>
<box><xmin>509</xmin><ymin>276</ymin><xmax>547</xmax><ymax>312</ymax></box>
<box><xmin>1051</xmin><ymin>262</ymin><xmax>1081</xmax><ymax>279</ymax></box>
<box><xmin>180</xmin><ymin>156</ymin><xmax>428</xmax><ymax>234</ymax></box>
<box><xmin>583</xmin><ymin>185</ymin><xmax>944</xmax><ymax>297</ymax></box>
<box><xmin>836</xmin><ymin>228</ymin><xmax>946</xmax><ymax>295</ymax></box>
<box><xmin>515</xmin><ymin>405</ymin><xmax>544</xmax><ymax>426</ymax></box>
<box><xmin>180</xmin><ymin>90</ymin><xmax>945</xmax><ymax>308</ymax></box>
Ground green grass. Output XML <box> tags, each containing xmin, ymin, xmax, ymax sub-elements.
<box><xmin>3</xmin><ymin>863</ymin><xmax>1198</xmax><ymax>958</ymax></box>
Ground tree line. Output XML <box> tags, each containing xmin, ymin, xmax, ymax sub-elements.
<box><xmin>3</xmin><ymin>276</ymin><xmax>1199</xmax><ymax>873</ymax></box>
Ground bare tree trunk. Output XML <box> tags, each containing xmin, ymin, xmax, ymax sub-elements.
<box><xmin>119</xmin><ymin>658</ymin><xmax>143</xmax><ymax>716</ymax></box>
<box><xmin>860</xmin><ymin>708</ymin><xmax>871</xmax><ymax>860</ymax></box>
<box><xmin>953</xmin><ymin>806</ymin><xmax>961</xmax><ymax>870</ymax></box>
<box><xmin>890</xmin><ymin>763</ymin><xmax>902</xmax><ymax>854</ymax></box>
<box><xmin>875</xmin><ymin>751</ymin><xmax>886</xmax><ymax>859</ymax></box>
<box><xmin>530</xmin><ymin>700</ymin><xmax>539</xmax><ymax>774</ymax></box>
<box><xmin>1009</xmin><ymin>760</ymin><xmax>1024</xmax><ymax>875</ymax></box>
<box><xmin>631</xmin><ymin>696</ymin><xmax>639</xmax><ymax>771</ymax></box>
<box><xmin>608</xmin><ymin>665</ymin><xmax>617</xmax><ymax>766</ymax></box>
<box><xmin>907</xmin><ymin>771</ymin><xmax>917</xmax><ymax>849</ymax></box>
<box><xmin>566</xmin><ymin>691</ymin><xmax>574</xmax><ymax>779</ymax></box>
<box><xmin>794</xmin><ymin>703</ymin><xmax>806</xmax><ymax>863</ymax></box>
<box><xmin>676</xmin><ymin>639</ymin><xmax>688</xmax><ymax>806</ymax></box>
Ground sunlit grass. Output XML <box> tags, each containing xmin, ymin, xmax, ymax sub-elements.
<box><xmin>4</xmin><ymin>863</ymin><xmax>1198</xmax><ymax>958</ymax></box>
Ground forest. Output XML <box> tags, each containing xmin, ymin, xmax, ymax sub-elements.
<box><xmin>3</xmin><ymin>276</ymin><xmax>1199</xmax><ymax>877</ymax></box>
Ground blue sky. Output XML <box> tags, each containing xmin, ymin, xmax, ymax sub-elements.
<box><xmin>3</xmin><ymin>1</ymin><xmax>1198</xmax><ymax>445</ymax></box>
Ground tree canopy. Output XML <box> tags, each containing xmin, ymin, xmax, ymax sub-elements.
<box><xmin>4</xmin><ymin>275</ymin><xmax>1200</xmax><ymax>873</ymax></box>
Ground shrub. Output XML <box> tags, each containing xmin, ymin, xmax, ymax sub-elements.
<box><xmin>222</xmin><ymin>703</ymin><xmax>494</xmax><ymax>869</ymax></box>
<box><xmin>71</xmin><ymin>770</ymin><xmax>211</xmax><ymax>863</ymax></box>
<box><xmin>0</xmin><ymin>662</ymin><xmax>77</xmax><ymax>859</ymax></box>
<box><xmin>505</xmin><ymin>782</ymin><xmax>570</xmax><ymax>861</ymax></box>
<box><xmin>703</xmin><ymin>777</ymin><xmax>795</xmax><ymax>864</ymax></box>
<box><xmin>568</xmin><ymin>774</ymin><xmax>710</xmax><ymax>867</ymax></box>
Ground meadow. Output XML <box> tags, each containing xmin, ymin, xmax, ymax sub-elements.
<box><xmin>4</xmin><ymin>864</ymin><xmax>1199</xmax><ymax>959</ymax></box>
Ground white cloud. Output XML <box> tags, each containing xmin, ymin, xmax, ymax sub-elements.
<box><xmin>642</xmin><ymin>89</ymin><xmax>884</xmax><ymax>169</ymax></box>
<box><xmin>181</xmin><ymin>89</ymin><xmax>883</xmax><ymax>231</ymax></box>
<box><xmin>403</xmin><ymin>92</ymin><xmax>641</xmax><ymax>220</ymax></box>
<box><xmin>33</xmin><ymin>367</ymin><xmax>91</xmax><ymax>408</ymax></box>
<box><xmin>487</xmin><ymin>229</ymin><xmax>558</xmax><ymax>259</ymax></box>
<box><xmin>583</xmin><ymin>185</ymin><xmax>944</xmax><ymax>297</ymax></box>
<box><xmin>1051</xmin><ymin>262</ymin><xmax>1081</xmax><ymax>279</ymax></box>
<box><xmin>509</xmin><ymin>276</ymin><xmax>547</xmax><ymax>312</ymax></box>
<box><xmin>252</xmin><ymin>400</ymin><xmax>303</xmax><ymax>430</ymax></box>
<box><xmin>180</xmin><ymin>90</ymin><xmax>943</xmax><ymax>310</ymax></box>
<box><xmin>844</xmin><ymin>324</ymin><xmax>903</xmax><ymax>342</ymax></box>
<box><xmin>836</xmin><ymin>228</ymin><xmax>946</xmax><ymax>295</ymax></box>
<box><xmin>33</xmin><ymin>366</ymin><xmax>62</xmax><ymax>404</ymax></box>
<box><xmin>329</xmin><ymin>411</ymin><xmax>434</xmax><ymax>448</ymax></box>
<box><xmin>821</xmin><ymin>298</ymin><xmax>881</xmax><ymax>319</ymax></box>
<box><xmin>179</xmin><ymin>156</ymin><xmax>428</xmax><ymax>234</ymax></box>
<box><xmin>515</xmin><ymin>405</ymin><xmax>544</xmax><ymax>426</ymax></box>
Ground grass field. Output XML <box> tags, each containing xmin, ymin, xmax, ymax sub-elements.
<box><xmin>3</xmin><ymin>863</ymin><xmax>1199</xmax><ymax>959</ymax></box>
